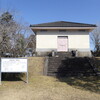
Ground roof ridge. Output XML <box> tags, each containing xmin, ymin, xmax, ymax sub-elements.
<box><xmin>31</xmin><ymin>21</ymin><xmax>65</xmax><ymax>25</ymax></box>
<box><xmin>57</xmin><ymin>21</ymin><xmax>96</xmax><ymax>25</ymax></box>
<box><xmin>30</xmin><ymin>21</ymin><xmax>97</xmax><ymax>27</ymax></box>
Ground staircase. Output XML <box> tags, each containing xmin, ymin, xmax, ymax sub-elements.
<box><xmin>47</xmin><ymin>53</ymin><xmax>98</xmax><ymax>77</ymax></box>
<box><xmin>56</xmin><ymin>52</ymin><xmax>72</xmax><ymax>58</ymax></box>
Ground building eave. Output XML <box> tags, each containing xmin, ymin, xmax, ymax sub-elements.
<box><xmin>31</xmin><ymin>26</ymin><xmax>96</xmax><ymax>32</ymax></box>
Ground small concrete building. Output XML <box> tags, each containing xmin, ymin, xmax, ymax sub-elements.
<box><xmin>30</xmin><ymin>21</ymin><xmax>96</xmax><ymax>57</ymax></box>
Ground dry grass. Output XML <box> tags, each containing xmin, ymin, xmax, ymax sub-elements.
<box><xmin>0</xmin><ymin>57</ymin><xmax>100</xmax><ymax>100</ymax></box>
<box><xmin>27</xmin><ymin>57</ymin><xmax>45</xmax><ymax>77</ymax></box>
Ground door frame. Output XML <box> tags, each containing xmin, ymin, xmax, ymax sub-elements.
<box><xmin>57</xmin><ymin>36</ymin><xmax>69</xmax><ymax>52</ymax></box>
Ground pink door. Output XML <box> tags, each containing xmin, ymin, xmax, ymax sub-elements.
<box><xmin>57</xmin><ymin>36</ymin><xmax>68</xmax><ymax>52</ymax></box>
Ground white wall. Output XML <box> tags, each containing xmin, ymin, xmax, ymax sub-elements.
<box><xmin>36</xmin><ymin>30</ymin><xmax>90</xmax><ymax>52</ymax></box>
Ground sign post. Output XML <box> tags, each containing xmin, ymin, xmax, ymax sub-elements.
<box><xmin>0</xmin><ymin>67</ymin><xmax>1</xmax><ymax>85</ymax></box>
<box><xmin>27</xmin><ymin>70</ymin><xmax>28</xmax><ymax>83</ymax></box>
<box><xmin>0</xmin><ymin>58</ymin><xmax>1</xmax><ymax>85</ymax></box>
<box><xmin>0</xmin><ymin>58</ymin><xmax>28</xmax><ymax>85</ymax></box>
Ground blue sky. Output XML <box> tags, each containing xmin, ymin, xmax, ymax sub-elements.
<box><xmin>0</xmin><ymin>0</ymin><xmax>100</xmax><ymax>25</ymax></box>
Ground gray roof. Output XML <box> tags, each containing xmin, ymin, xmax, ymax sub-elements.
<box><xmin>30</xmin><ymin>21</ymin><xmax>96</xmax><ymax>27</ymax></box>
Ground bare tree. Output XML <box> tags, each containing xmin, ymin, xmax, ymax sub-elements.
<box><xmin>0</xmin><ymin>11</ymin><xmax>35</xmax><ymax>57</ymax></box>
<box><xmin>26</xmin><ymin>34</ymin><xmax>36</xmax><ymax>56</ymax></box>
<box><xmin>90</xmin><ymin>26</ymin><xmax>100</xmax><ymax>56</ymax></box>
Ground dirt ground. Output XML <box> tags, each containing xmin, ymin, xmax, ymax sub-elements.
<box><xmin>0</xmin><ymin>57</ymin><xmax>100</xmax><ymax>100</ymax></box>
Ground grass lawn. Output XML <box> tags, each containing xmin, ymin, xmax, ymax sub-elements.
<box><xmin>0</xmin><ymin>57</ymin><xmax>100</xmax><ymax>100</ymax></box>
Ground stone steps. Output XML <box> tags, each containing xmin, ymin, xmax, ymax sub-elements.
<box><xmin>47</xmin><ymin>54</ymin><xmax>98</xmax><ymax>77</ymax></box>
<box><xmin>56</xmin><ymin>52</ymin><xmax>72</xmax><ymax>58</ymax></box>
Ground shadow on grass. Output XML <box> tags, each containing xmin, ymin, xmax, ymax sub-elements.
<box><xmin>95</xmin><ymin>58</ymin><xmax>100</xmax><ymax>72</ymax></box>
<box><xmin>57</xmin><ymin>57</ymin><xmax>97</xmax><ymax>77</ymax></box>
<box><xmin>58</xmin><ymin>76</ymin><xmax>100</xmax><ymax>94</ymax></box>
<box><xmin>2</xmin><ymin>73</ymin><xmax>25</xmax><ymax>81</ymax></box>
<box><xmin>56</xmin><ymin>57</ymin><xmax>100</xmax><ymax>93</ymax></box>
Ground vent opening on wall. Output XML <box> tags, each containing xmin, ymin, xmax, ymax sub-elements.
<box><xmin>59</xmin><ymin>30</ymin><xmax>66</xmax><ymax>32</ymax></box>
<box><xmin>40</xmin><ymin>30</ymin><xmax>47</xmax><ymax>32</ymax></box>
<box><xmin>78</xmin><ymin>30</ymin><xmax>86</xmax><ymax>32</ymax></box>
